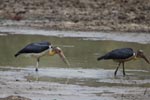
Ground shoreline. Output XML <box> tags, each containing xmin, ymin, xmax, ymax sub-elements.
<box><xmin>0</xmin><ymin>67</ymin><xmax>149</xmax><ymax>100</ymax></box>
<box><xmin>0</xmin><ymin>26</ymin><xmax>150</xmax><ymax>44</ymax></box>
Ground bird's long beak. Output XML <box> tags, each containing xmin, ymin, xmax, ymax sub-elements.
<box><xmin>49</xmin><ymin>47</ymin><xmax>70</xmax><ymax>66</ymax></box>
<box><xmin>142</xmin><ymin>55</ymin><xmax>150</xmax><ymax>64</ymax></box>
<box><xmin>58</xmin><ymin>51</ymin><xmax>70</xmax><ymax>66</ymax></box>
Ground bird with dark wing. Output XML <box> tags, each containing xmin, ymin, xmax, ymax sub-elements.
<box><xmin>97</xmin><ymin>48</ymin><xmax>150</xmax><ymax>76</ymax></box>
<box><xmin>15</xmin><ymin>41</ymin><xmax>70</xmax><ymax>71</ymax></box>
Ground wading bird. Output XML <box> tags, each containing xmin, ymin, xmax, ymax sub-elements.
<box><xmin>15</xmin><ymin>41</ymin><xmax>70</xmax><ymax>71</ymax></box>
<box><xmin>97</xmin><ymin>48</ymin><xmax>150</xmax><ymax>76</ymax></box>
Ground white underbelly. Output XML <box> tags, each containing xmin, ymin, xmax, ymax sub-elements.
<box><xmin>22</xmin><ymin>49</ymin><xmax>49</xmax><ymax>58</ymax></box>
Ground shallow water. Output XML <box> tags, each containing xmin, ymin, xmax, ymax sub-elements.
<box><xmin>0</xmin><ymin>33</ymin><xmax>150</xmax><ymax>69</ymax></box>
<box><xmin>0</xmin><ymin>30</ymin><xmax>150</xmax><ymax>100</ymax></box>
<box><xmin>0</xmin><ymin>33</ymin><xmax>150</xmax><ymax>83</ymax></box>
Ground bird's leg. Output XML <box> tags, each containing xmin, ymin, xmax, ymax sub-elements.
<box><xmin>114</xmin><ymin>62</ymin><xmax>121</xmax><ymax>76</ymax></box>
<box><xmin>35</xmin><ymin>58</ymin><xmax>40</xmax><ymax>72</ymax></box>
<box><xmin>122</xmin><ymin>62</ymin><xmax>126</xmax><ymax>77</ymax></box>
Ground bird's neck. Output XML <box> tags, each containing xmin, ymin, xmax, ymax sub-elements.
<box><xmin>134</xmin><ymin>52</ymin><xmax>141</xmax><ymax>60</ymax></box>
<box><xmin>49</xmin><ymin>50</ymin><xmax>56</xmax><ymax>56</ymax></box>
<box><xmin>133</xmin><ymin>52</ymin><xmax>138</xmax><ymax>60</ymax></box>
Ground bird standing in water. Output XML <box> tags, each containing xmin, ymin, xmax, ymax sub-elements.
<box><xmin>97</xmin><ymin>48</ymin><xmax>150</xmax><ymax>76</ymax></box>
<box><xmin>15</xmin><ymin>41</ymin><xmax>70</xmax><ymax>71</ymax></box>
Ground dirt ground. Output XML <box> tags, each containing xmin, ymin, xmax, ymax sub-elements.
<box><xmin>0</xmin><ymin>0</ymin><xmax>150</xmax><ymax>32</ymax></box>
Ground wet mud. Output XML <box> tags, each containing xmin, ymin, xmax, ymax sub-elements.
<box><xmin>0</xmin><ymin>67</ymin><xmax>150</xmax><ymax>100</ymax></box>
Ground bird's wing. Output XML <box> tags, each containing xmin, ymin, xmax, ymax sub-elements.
<box><xmin>98</xmin><ymin>48</ymin><xmax>134</xmax><ymax>60</ymax></box>
<box><xmin>16</xmin><ymin>43</ymin><xmax>50</xmax><ymax>54</ymax></box>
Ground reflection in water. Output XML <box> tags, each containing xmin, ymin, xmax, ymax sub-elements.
<box><xmin>0</xmin><ymin>34</ymin><xmax>150</xmax><ymax>70</ymax></box>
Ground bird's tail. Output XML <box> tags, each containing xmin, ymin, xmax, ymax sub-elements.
<box><xmin>97</xmin><ymin>56</ymin><xmax>105</xmax><ymax>61</ymax></box>
<box><xmin>14</xmin><ymin>53</ymin><xmax>20</xmax><ymax>57</ymax></box>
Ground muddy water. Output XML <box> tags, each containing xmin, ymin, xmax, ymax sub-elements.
<box><xmin>0</xmin><ymin>34</ymin><xmax>150</xmax><ymax>69</ymax></box>
<box><xmin>0</xmin><ymin>32</ymin><xmax>150</xmax><ymax>100</ymax></box>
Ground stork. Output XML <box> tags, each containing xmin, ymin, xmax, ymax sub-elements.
<box><xmin>15</xmin><ymin>41</ymin><xmax>70</xmax><ymax>71</ymax></box>
<box><xmin>97</xmin><ymin>48</ymin><xmax>150</xmax><ymax>76</ymax></box>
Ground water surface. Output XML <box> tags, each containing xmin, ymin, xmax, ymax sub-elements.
<box><xmin>0</xmin><ymin>32</ymin><xmax>150</xmax><ymax>100</ymax></box>
<box><xmin>0</xmin><ymin>34</ymin><xmax>150</xmax><ymax>70</ymax></box>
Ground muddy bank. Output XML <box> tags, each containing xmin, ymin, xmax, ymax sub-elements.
<box><xmin>0</xmin><ymin>0</ymin><xmax>150</xmax><ymax>32</ymax></box>
<box><xmin>0</xmin><ymin>67</ymin><xmax>150</xmax><ymax>100</ymax></box>
<box><xmin>0</xmin><ymin>26</ymin><xmax>150</xmax><ymax>44</ymax></box>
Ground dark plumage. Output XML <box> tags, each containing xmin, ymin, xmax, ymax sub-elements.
<box><xmin>97</xmin><ymin>48</ymin><xmax>134</xmax><ymax>60</ymax></box>
<box><xmin>15</xmin><ymin>41</ymin><xmax>50</xmax><ymax>57</ymax></box>
<box><xmin>97</xmin><ymin>48</ymin><xmax>150</xmax><ymax>76</ymax></box>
